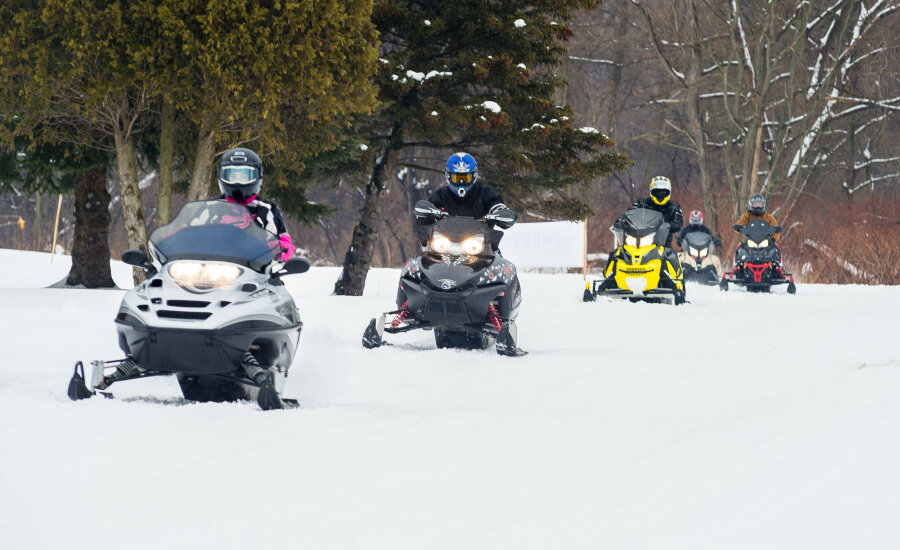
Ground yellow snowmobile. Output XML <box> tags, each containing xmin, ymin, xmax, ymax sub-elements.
<box><xmin>584</xmin><ymin>207</ymin><xmax>685</xmax><ymax>304</ymax></box>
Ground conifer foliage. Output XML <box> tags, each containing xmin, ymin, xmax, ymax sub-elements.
<box><xmin>334</xmin><ymin>0</ymin><xmax>628</xmax><ymax>295</ymax></box>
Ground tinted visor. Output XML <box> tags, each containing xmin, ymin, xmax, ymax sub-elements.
<box><xmin>651</xmin><ymin>189</ymin><xmax>670</xmax><ymax>200</ymax></box>
<box><xmin>450</xmin><ymin>173</ymin><xmax>474</xmax><ymax>184</ymax></box>
<box><xmin>219</xmin><ymin>165</ymin><xmax>260</xmax><ymax>184</ymax></box>
<box><xmin>750</xmin><ymin>200</ymin><xmax>764</xmax><ymax>210</ymax></box>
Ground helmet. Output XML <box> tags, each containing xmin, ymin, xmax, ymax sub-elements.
<box><xmin>445</xmin><ymin>152</ymin><xmax>478</xmax><ymax>197</ymax></box>
<box><xmin>649</xmin><ymin>176</ymin><xmax>671</xmax><ymax>205</ymax></box>
<box><xmin>218</xmin><ymin>148</ymin><xmax>263</xmax><ymax>203</ymax></box>
<box><xmin>689</xmin><ymin>210</ymin><xmax>703</xmax><ymax>226</ymax></box>
<box><xmin>748</xmin><ymin>193</ymin><xmax>766</xmax><ymax>215</ymax></box>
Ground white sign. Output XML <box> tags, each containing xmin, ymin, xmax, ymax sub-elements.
<box><xmin>499</xmin><ymin>221</ymin><xmax>584</xmax><ymax>269</ymax></box>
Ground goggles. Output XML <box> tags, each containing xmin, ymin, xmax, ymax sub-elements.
<box><xmin>219</xmin><ymin>165</ymin><xmax>260</xmax><ymax>184</ymax></box>
<box><xmin>449</xmin><ymin>173</ymin><xmax>474</xmax><ymax>184</ymax></box>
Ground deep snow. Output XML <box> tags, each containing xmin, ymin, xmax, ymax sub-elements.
<box><xmin>1</xmin><ymin>249</ymin><xmax>899</xmax><ymax>549</ymax></box>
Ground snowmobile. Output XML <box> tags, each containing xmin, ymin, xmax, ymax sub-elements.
<box><xmin>720</xmin><ymin>220</ymin><xmax>796</xmax><ymax>294</ymax></box>
<box><xmin>362</xmin><ymin>207</ymin><xmax>524</xmax><ymax>356</ymax></box>
<box><xmin>67</xmin><ymin>200</ymin><xmax>311</xmax><ymax>410</ymax></box>
<box><xmin>677</xmin><ymin>231</ymin><xmax>722</xmax><ymax>285</ymax></box>
<box><xmin>583</xmin><ymin>207</ymin><xmax>685</xmax><ymax>305</ymax></box>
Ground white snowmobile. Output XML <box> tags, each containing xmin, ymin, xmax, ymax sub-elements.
<box><xmin>67</xmin><ymin>200</ymin><xmax>310</xmax><ymax>410</ymax></box>
<box><xmin>677</xmin><ymin>231</ymin><xmax>722</xmax><ymax>285</ymax></box>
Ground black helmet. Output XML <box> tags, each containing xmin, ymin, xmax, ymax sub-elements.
<box><xmin>748</xmin><ymin>193</ymin><xmax>766</xmax><ymax>216</ymax></box>
<box><xmin>218</xmin><ymin>148</ymin><xmax>263</xmax><ymax>203</ymax></box>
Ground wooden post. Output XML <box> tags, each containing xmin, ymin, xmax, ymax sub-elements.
<box><xmin>50</xmin><ymin>194</ymin><xmax>63</xmax><ymax>263</ymax></box>
<box><xmin>582</xmin><ymin>219</ymin><xmax>588</xmax><ymax>280</ymax></box>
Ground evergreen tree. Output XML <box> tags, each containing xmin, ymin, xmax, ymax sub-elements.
<box><xmin>332</xmin><ymin>0</ymin><xmax>628</xmax><ymax>295</ymax></box>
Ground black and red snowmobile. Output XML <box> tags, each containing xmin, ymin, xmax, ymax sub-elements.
<box><xmin>720</xmin><ymin>220</ymin><xmax>796</xmax><ymax>294</ymax></box>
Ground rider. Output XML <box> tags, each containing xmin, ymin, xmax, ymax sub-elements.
<box><xmin>629</xmin><ymin>176</ymin><xmax>683</xmax><ymax>247</ymax></box>
<box><xmin>217</xmin><ymin>147</ymin><xmax>295</xmax><ymax>388</ymax></box>
<box><xmin>414</xmin><ymin>152</ymin><xmax>517</xmax><ymax>234</ymax></box>
<box><xmin>676</xmin><ymin>210</ymin><xmax>721</xmax><ymax>249</ymax></box>
<box><xmin>217</xmin><ymin>147</ymin><xmax>295</xmax><ymax>262</ymax></box>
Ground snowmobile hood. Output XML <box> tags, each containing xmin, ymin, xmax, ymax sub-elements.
<box><xmin>149</xmin><ymin>200</ymin><xmax>280</xmax><ymax>272</ymax></box>
<box><xmin>420</xmin><ymin>258</ymin><xmax>488</xmax><ymax>290</ymax></box>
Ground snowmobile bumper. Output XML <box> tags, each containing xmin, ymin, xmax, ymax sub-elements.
<box><xmin>400</xmin><ymin>278</ymin><xmax>509</xmax><ymax>327</ymax></box>
<box><xmin>115</xmin><ymin>316</ymin><xmax>301</xmax><ymax>375</ymax></box>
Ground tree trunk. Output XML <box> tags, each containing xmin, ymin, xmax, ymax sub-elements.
<box><xmin>66</xmin><ymin>165</ymin><xmax>115</xmax><ymax>288</ymax></box>
<box><xmin>187</xmin><ymin>116</ymin><xmax>217</xmax><ymax>201</ymax></box>
<box><xmin>334</xmin><ymin>139</ymin><xmax>399</xmax><ymax>296</ymax></box>
<box><xmin>113</xmin><ymin>128</ymin><xmax>149</xmax><ymax>285</ymax></box>
<box><xmin>156</xmin><ymin>96</ymin><xmax>175</xmax><ymax>226</ymax></box>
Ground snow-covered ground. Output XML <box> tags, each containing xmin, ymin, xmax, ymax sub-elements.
<box><xmin>1</xmin><ymin>248</ymin><xmax>899</xmax><ymax>549</ymax></box>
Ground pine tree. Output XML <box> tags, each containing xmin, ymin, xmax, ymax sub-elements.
<box><xmin>332</xmin><ymin>0</ymin><xmax>628</xmax><ymax>295</ymax></box>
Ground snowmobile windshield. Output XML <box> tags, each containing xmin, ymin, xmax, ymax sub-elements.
<box><xmin>149</xmin><ymin>200</ymin><xmax>280</xmax><ymax>272</ymax></box>
<box><xmin>619</xmin><ymin>208</ymin><xmax>664</xmax><ymax>238</ymax></box>
<box><xmin>740</xmin><ymin>220</ymin><xmax>777</xmax><ymax>246</ymax></box>
<box><xmin>428</xmin><ymin>216</ymin><xmax>497</xmax><ymax>258</ymax></box>
<box><xmin>684</xmin><ymin>231</ymin><xmax>712</xmax><ymax>249</ymax></box>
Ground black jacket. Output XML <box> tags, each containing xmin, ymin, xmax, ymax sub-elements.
<box><xmin>676</xmin><ymin>225</ymin><xmax>721</xmax><ymax>249</ymax></box>
<box><xmin>631</xmin><ymin>197</ymin><xmax>683</xmax><ymax>245</ymax></box>
<box><xmin>424</xmin><ymin>184</ymin><xmax>507</xmax><ymax>220</ymax></box>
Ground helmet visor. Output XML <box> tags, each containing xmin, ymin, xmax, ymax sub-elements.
<box><xmin>449</xmin><ymin>173</ymin><xmax>474</xmax><ymax>184</ymax></box>
<box><xmin>651</xmin><ymin>189</ymin><xmax>670</xmax><ymax>201</ymax></box>
<box><xmin>219</xmin><ymin>165</ymin><xmax>260</xmax><ymax>184</ymax></box>
<box><xmin>750</xmin><ymin>200</ymin><xmax>764</xmax><ymax>210</ymax></box>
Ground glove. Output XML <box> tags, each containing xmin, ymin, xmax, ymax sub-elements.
<box><xmin>484</xmin><ymin>207</ymin><xmax>517</xmax><ymax>229</ymax></box>
<box><xmin>279</xmin><ymin>233</ymin><xmax>295</xmax><ymax>261</ymax></box>
<box><xmin>414</xmin><ymin>200</ymin><xmax>445</xmax><ymax>221</ymax></box>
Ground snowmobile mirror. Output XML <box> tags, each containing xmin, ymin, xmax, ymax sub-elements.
<box><xmin>772</xmin><ymin>226</ymin><xmax>783</xmax><ymax>233</ymax></box>
<box><xmin>277</xmin><ymin>258</ymin><xmax>311</xmax><ymax>275</ymax></box>
<box><xmin>732</xmin><ymin>224</ymin><xmax>744</xmax><ymax>232</ymax></box>
<box><xmin>122</xmin><ymin>249</ymin><xmax>152</xmax><ymax>270</ymax></box>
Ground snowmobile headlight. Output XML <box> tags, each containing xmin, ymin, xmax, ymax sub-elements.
<box><xmin>431</xmin><ymin>233</ymin><xmax>452</xmax><ymax>254</ymax></box>
<box><xmin>689</xmin><ymin>246</ymin><xmax>699</xmax><ymax>256</ymax></box>
<box><xmin>638</xmin><ymin>233</ymin><xmax>655</xmax><ymax>248</ymax></box>
<box><xmin>168</xmin><ymin>262</ymin><xmax>242</xmax><ymax>287</ymax></box>
<box><xmin>757</xmin><ymin>239</ymin><xmax>768</xmax><ymax>249</ymax></box>
<box><xmin>625</xmin><ymin>235</ymin><xmax>638</xmax><ymax>247</ymax></box>
<box><xmin>461</xmin><ymin>235</ymin><xmax>485</xmax><ymax>255</ymax></box>
<box><xmin>700</xmin><ymin>248</ymin><xmax>708</xmax><ymax>257</ymax></box>
<box><xmin>747</xmin><ymin>239</ymin><xmax>759</xmax><ymax>248</ymax></box>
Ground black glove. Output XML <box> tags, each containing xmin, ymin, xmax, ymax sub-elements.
<box><xmin>484</xmin><ymin>207</ymin><xmax>517</xmax><ymax>229</ymax></box>
<box><xmin>414</xmin><ymin>200</ymin><xmax>445</xmax><ymax>222</ymax></box>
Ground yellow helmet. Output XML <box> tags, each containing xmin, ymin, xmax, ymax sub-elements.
<box><xmin>650</xmin><ymin>176</ymin><xmax>672</xmax><ymax>205</ymax></box>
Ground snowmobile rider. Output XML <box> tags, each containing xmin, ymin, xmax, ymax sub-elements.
<box><xmin>630</xmin><ymin>175</ymin><xmax>683</xmax><ymax>247</ymax></box>
<box><xmin>676</xmin><ymin>210</ymin><xmax>721</xmax><ymax>249</ymax></box>
<box><xmin>217</xmin><ymin>147</ymin><xmax>295</xmax><ymax>262</ymax></box>
<box><xmin>414</xmin><ymin>152</ymin><xmax>517</xmax><ymax>243</ymax></box>
<box><xmin>736</xmin><ymin>193</ymin><xmax>781</xmax><ymax>241</ymax></box>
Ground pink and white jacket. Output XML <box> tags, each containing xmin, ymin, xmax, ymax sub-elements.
<box><xmin>223</xmin><ymin>195</ymin><xmax>295</xmax><ymax>261</ymax></box>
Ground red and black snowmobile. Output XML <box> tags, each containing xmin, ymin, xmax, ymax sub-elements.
<box><xmin>720</xmin><ymin>220</ymin><xmax>796</xmax><ymax>294</ymax></box>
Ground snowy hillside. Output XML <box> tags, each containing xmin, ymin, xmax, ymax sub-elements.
<box><xmin>1</xmin><ymin>249</ymin><xmax>899</xmax><ymax>549</ymax></box>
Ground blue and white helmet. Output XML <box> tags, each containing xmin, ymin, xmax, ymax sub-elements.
<box><xmin>445</xmin><ymin>152</ymin><xmax>478</xmax><ymax>197</ymax></box>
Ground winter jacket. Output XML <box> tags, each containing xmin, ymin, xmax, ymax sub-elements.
<box><xmin>221</xmin><ymin>195</ymin><xmax>294</xmax><ymax>260</ymax></box>
<box><xmin>676</xmin><ymin>225</ymin><xmax>721</xmax><ymax>249</ymax></box>
<box><xmin>736</xmin><ymin>211</ymin><xmax>781</xmax><ymax>241</ymax></box>
<box><xmin>631</xmin><ymin>197</ymin><xmax>683</xmax><ymax>246</ymax></box>
<box><xmin>423</xmin><ymin>184</ymin><xmax>509</xmax><ymax>221</ymax></box>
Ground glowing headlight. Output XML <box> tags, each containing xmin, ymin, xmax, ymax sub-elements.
<box><xmin>431</xmin><ymin>233</ymin><xmax>451</xmax><ymax>254</ymax></box>
<box><xmin>700</xmin><ymin>248</ymin><xmax>708</xmax><ymax>257</ymax></box>
<box><xmin>690</xmin><ymin>246</ymin><xmax>699</xmax><ymax>256</ymax></box>
<box><xmin>461</xmin><ymin>235</ymin><xmax>485</xmax><ymax>255</ymax></box>
<box><xmin>747</xmin><ymin>239</ymin><xmax>759</xmax><ymax>248</ymax></box>
<box><xmin>758</xmin><ymin>239</ymin><xmax>768</xmax><ymax>248</ymax></box>
<box><xmin>639</xmin><ymin>233</ymin><xmax>655</xmax><ymax>248</ymax></box>
<box><xmin>625</xmin><ymin>235</ymin><xmax>638</xmax><ymax>247</ymax></box>
<box><xmin>168</xmin><ymin>262</ymin><xmax>242</xmax><ymax>286</ymax></box>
